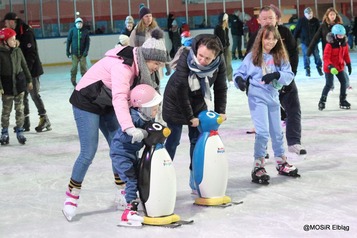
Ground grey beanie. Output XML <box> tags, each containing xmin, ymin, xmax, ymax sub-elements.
<box><xmin>141</xmin><ymin>29</ymin><xmax>167</xmax><ymax>62</ymax></box>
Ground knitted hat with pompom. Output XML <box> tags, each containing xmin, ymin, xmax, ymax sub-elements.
<box><xmin>140</xmin><ymin>28</ymin><xmax>167</xmax><ymax>62</ymax></box>
<box><xmin>139</xmin><ymin>4</ymin><xmax>151</xmax><ymax>19</ymax></box>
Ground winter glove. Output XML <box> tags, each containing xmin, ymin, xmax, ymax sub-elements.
<box><xmin>328</xmin><ymin>65</ymin><xmax>338</xmax><ymax>75</ymax></box>
<box><xmin>234</xmin><ymin>76</ymin><xmax>246</xmax><ymax>91</ymax></box>
<box><xmin>27</xmin><ymin>82</ymin><xmax>33</xmax><ymax>91</ymax></box>
<box><xmin>165</xmin><ymin>63</ymin><xmax>172</xmax><ymax>76</ymax></box>
<box><xmin>261</xmin><ymin>72</ymin><xmax>280</xmax><ymax>84</ymax></box>
<box><xmin>125</xmin><ymin>127</ymin><xmax>148</xmax><ymax>144</ymax></box>
<box><xmin>347</xmin><ymin>63</ymin><xmax>352</xmax><ymax>75</ymax></box>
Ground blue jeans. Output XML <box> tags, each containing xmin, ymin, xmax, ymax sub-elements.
<box><xmin>70</xmin><ymin>106</ymin><xmax>119</xmax><ymax>183</ymax></box>
<box><xmin>301</xmin><ymin>43</ymin><xmax>322</xmax><ymax>69</ymax></box>
<box><xmin>231</xmin><ymin>35</ymin><xmax>243</xmax><ymax>58</ymax></box>
<box><xmin>165</xmin><ymin>122</ymin><xmax>200</xmax><ymax>170</ymax></box>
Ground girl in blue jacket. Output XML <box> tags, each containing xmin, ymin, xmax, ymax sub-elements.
<box><xmin>234</xmin><ymin>25</ymin><xmax>299</xmax><ymax>185</ymax></box>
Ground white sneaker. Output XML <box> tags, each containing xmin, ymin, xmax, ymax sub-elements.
<box><xmin>288</xmin><ymin>144</ymin><xmax>307</xmax><ymax>155</ymax></box>
<box><xmin>62</xmin><ymin>188</ymin><xmax>80</xmax><ymax>221</ymax></box>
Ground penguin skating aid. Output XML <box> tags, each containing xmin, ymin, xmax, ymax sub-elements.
<box><xmin>192</xmin><ymin>110</ymin><xmax>242</xmax><ymax>207</ymax></box>
<box><xmin>137</xmin><ymin>122</ymin><xmax>193</xmax><ymax>227</ymax></box>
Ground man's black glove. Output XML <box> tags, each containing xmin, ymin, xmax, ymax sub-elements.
<box><xmin>347</xmin><ymin>63</ymin><xmax>352</xmax><ymax>75</ymax></box>
<box><xmin>261</xmin><ymin>72</ymin><xmax>280</xmax><ymax>84</ymax></box>
<box><xmin>234</xmin><ymin>76</ymin><xmax>246</xmax><ymax>91</ymax></box>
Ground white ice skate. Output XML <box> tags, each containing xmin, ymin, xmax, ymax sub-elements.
<box><xmin>275</xmin><ymin>157</ymin><xmax>300</xmax><ymax>177</ymax></box>
<box><xmin>118</xmin><ymin>202</ymin><xmax>144</xmax><ymax>227</ymax></box>
<box><xmin>62</xmin><ymin>188</ymin><xmax>80</xmax><ymax>221</ymax></box>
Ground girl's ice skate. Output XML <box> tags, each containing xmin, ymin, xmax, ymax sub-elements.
<box><xmin>118</xmin><ymin>201</ymin><xmax>143</xmax><ymax>227</ymax></box>
<box><xmin>251</xmin><ymin>167</ymin><xmax>270</xmax><ymax>185</ymax></box>
<box><xmin>62</xmin><ymin>188</ymin><xmax>80</xmax><ymax>221</ymax></box>
<box><xmin>276</xmin><ymin>157</ymin><xmax>300</xmax><ymax>177</ymax></box>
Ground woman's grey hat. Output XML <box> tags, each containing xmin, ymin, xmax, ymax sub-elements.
<box><xmin>141</xmin><ymin>29</ymin><xmax>167</xmax><ymax>62</ymax></box>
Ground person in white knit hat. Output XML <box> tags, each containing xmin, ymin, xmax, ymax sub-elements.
<box><xmin>116</xmin><ymin>34</ymin><xmax>130</xmax><ymax>47</ymax></box>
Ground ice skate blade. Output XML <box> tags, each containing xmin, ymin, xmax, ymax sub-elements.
<box><xmin>117</xmin><ymin>221</ymin><xmax>143</xmax><ymax>228</ymax></box>
<box><xmin>62</xmin><ymin>209</ymin><xmax>74</xmax><ymax>222</ymax></box>
<box><xmin>340</xmin><ymin>106</ymin><xmax>351</xmax><ymax>109</ymax></box>
<box><xmin>278</xmin><ymin>171</ymin><xmax>301</xmax><ymax>178</ymax></box>
<box><xmin>35</xmin><ymin>126</ymin><xmax>52</xmax><ymax>132</ymax></box>
<box><xmin>252</xmin><ymin>179</ymin><xmax>269</xmax><ymax>185</ymax></box>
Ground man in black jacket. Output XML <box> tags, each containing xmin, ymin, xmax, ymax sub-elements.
<box><xmin>229</xmin><ymin>10</ymin><xmax>244</xmax><ymax>60</ymax></box>
<box><xmin>294</xmin><ymin>7</ymin><xmax>323</xmax><ymax>77</ymax></box>
<box><xmin>3</xmin><ymin>12</ymin><xmax>51</xmax><ymax>132</ymax></box>
<box><xmin>245</xmin><ymin>6</ymin><xmax>306</xmax><ymax>155</ymax></box>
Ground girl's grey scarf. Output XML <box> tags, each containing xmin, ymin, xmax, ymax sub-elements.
<box><xmin>136</xmin><ymin>47</ymin><xmax>159</xmax><ymax>91</ymax></box>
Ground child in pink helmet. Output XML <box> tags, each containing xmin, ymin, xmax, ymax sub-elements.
<box><xmin>110</xmin><ymin>84</ymin><xmax>162</xmax><ymax>227</ymax></box>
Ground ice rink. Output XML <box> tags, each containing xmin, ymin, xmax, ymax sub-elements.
<box><xmin>1</xmin><ymin>50</ymin><xmax>356</xmax><ymax>238</ymax></box>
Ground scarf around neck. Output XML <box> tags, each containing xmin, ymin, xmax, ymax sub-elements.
<box><xmin>136</xmin><ymin>47</ymin><xmax>159</xmax><ymax>91</ymax></box>
<box><xmin>186</xmin><ymin>48</ymin><xmax>220</xmax><ymax>108</ymax></box>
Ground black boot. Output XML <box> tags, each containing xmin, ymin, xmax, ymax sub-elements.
<box><xmin>318</xmin><ymin>95</ymin><xmax>327</xmax><ymax>111</ymax></box>
<box><xmin>340</xmin><ymin>94</ymin><xmax>351</xmax><ymax>109</ymax></box>
<box><xmin>305</xmin><ymin>67</ymin><xmax>311</xmax><ymax>77</ymax></box>
<box><xmin>35</xmin><ymin>114</ymin><xmax>52</xmax><ymax>132</ymax></box>
<box><xmin>71</xmin><ymin>78</ymin><xmax>77</xmax><ymax>87</ymax></box>
<box><xmin>317</xmin><ymin>67</ymin><xmax>324</xmax><ymax>76</ymax></box>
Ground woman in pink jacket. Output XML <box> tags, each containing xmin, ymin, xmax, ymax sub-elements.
<box><xmin>62</xmin><ymin>29</ymin><xmax>167</xmax><ymax>221</ymax></box>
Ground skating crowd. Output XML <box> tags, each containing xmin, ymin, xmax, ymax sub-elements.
<box><xmin>0</xmin><ymin>3</ymin><xmax>352</xmax><ymax>228</ymax></box>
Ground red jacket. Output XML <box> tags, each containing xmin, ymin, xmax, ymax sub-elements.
<box><xmin>323</xmin><ymin>34</ymin><xmax>351</xmax><ymax>73</ymax></box>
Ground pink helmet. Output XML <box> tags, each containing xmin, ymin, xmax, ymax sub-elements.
<box><xmin>0</xmin><ymin>28</ymin><xmax>16</xmax><ymax>41</ymax></box>
<box><xmin>181</xmin><ymin>31</ymin><xmax>191</xmax><ymax>38</ymax></box>
<box><xmin>130</xmin><ymin>84</ymin><xmax>162</xmax><ymax>108</ymax></box>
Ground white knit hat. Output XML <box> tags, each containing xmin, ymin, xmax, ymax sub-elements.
<box><xmin>118</xmin><ymin>34</ymin><xmax>129</xmax><ymax>46</ymax></box>
<box><xmin>141</xmin><ymin>29</ymin><xmax>167</xmax><ymax>62</ymax></box>
<box><xmin>75</xmin><ymin>17</ymin><xmax>83</xmax><ymax>23</ymax></box>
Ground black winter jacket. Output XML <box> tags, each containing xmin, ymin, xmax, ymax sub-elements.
<box><xmin>14</xmin><ymin>19</ymin><xmax>44</xmax><ymax>77</ymax></box>
<box><xmin>294</xmin><ymin>17</ymin><xmax>321</xmax><ymax>45</ymax></box>
<box><xmin>162</xmin><ymin>34</ymin><xmax>227</xmax><ymax>125</ymax></box>
<box><xmin>307</xmin><ymin>22</ymin><xmax>333</xmax><ymax>56</ymax></box>
<box><xmin>229</xmin><ymin>14</ymin><xmax>244</xmax><ymax>36</ymax></box>
<box><xmin>0</xmin><ymin>46</ymin><xmax>32</xmax><ymax>95</ymax></box>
